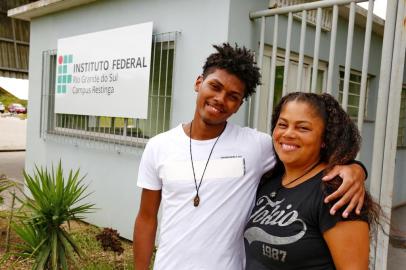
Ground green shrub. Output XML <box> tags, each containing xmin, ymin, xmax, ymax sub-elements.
<box><xmin>12</xmin><ymin>162</ymin><xmax>95</xmax><ymax>270</ymax></box>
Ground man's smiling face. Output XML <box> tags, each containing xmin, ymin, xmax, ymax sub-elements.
<box><xmin>194</xmin><ymin>68</ymin><xmax>245</xmax><ymax>126</ymax></box>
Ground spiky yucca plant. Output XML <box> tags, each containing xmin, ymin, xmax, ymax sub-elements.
<box><xmin>12</xmin><ymin>162</ymin><xmax>95</xmax><ymax>270</ymax></box>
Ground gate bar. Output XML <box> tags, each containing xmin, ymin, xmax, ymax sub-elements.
<box><xmin>296</xmin><ymin>10</ymin><xmax>307</xmax><ymax>91</ymax></box>
<box><xmin>311</xmin><ymin>8</ymin><xmax>322</xmax><ymax>93</ymax></box>
<box><xmin>326</xmin><ymin>5</ymin><xmax>339</xmax><ymax>94</ymax></box>
<box><xmin>374</xmin><ymin>0</ymin><xmax>406</xmax><ymax>268</ymax></box>
<box><xmin>253</xmin><ymin>16</ymin><xmax>266</xmax><ymax>129</ymax></box>
<box><xmin>267</xmin><ymin>15</ymin><xmax>279</xmax><ymax>134</ymax></box>
<box><xmin>342</xmin><ymin>2</ymin><xmax>356</xmax><ymax>111</ymax></box>
<box><xmin>369</xmin><ymin>0</ymin><xmax>397</xmax><ymax>265</ymax></box>
<box><xmin>282</xmin><ymin>12</ymin><xmax>293</xmax><ymax>95</ymax></box>
<box><xmin>370</xmin><ymin>0</ymin><xmax>397</xmax><ymax>208</ymax></box>
<box><xmin>357</xmin><ymin>0</ymin><xmax>374</xmax><ymax>132</ymax></box>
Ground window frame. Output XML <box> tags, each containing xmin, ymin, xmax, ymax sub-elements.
<box><xmin>40</xmin><ymin>32</ymin><xmax>178</xmax><ymax>149</ymax></box>
<box><xmin>255</xmin><ymin>45</ymin><xmax>327</xmax><ymax>132</ymax></box>
<box><xmin>338</xmin><ymin>68</ymin><xmax>370</xmax><ymax>120</ymax></box>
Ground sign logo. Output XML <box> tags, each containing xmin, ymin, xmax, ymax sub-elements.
<box><xmin>56</xmin><ymin>54</ymin><xmax>73</xmax><ymax>94</ymax></box>
<box><xmin>54</xmin><ymin>22</ymin><xmax>153</xmax><ymax>118</ymax></box>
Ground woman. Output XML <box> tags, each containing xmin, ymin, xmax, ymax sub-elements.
<box><xmin>244</xmin><ymin>92</ymin><xmax>378</xmax><ymax>270</ymax></box>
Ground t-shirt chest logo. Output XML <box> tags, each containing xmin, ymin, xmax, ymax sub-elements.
<box><xmin>244</xmin><ymin>194</ymin><xmax>307</xmax><ymax>246</ymax></box>
<box><xmin>163</xmin><ymin>157</ymin><xmax>245</xmax><ymax>181</ymax></box>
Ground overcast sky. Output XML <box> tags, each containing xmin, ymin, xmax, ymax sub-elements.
<box><xmin>358</xmin><ymin>0</ymin><xmax>387</xmax><ymax>19</ymax></box>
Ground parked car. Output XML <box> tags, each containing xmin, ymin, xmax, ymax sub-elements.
<box><xmin>7</xmin><ymin>103</ymin><xmax>27</xmax><ymax>114</ymax></box>
<box><xmin>0</xmin><ymin>102</ymin><xmax>4</xmax><ymax>113</ymax></box>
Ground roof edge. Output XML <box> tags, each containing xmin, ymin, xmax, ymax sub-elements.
<box><xmin>339</xmin><ymin>4</ymin><xmax>385</xmax><ymax>37</ymax></box>
<box><xmin>8</xmin><ymin>0</ymin><xmax>98</xmax><ymax>21</ymax></box>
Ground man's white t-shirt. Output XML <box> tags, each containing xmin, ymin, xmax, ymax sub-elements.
<box><xmin>137</xmin><ymin>123</ymin><xmax>276</xmax><ymax>270</ymax></box>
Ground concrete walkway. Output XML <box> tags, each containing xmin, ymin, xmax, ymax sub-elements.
<box><xmin>0</xmin><ymin>115</ymin><xmax>26</xmax><ymax>210</ymax></box>
<box><xmin>0</xmin><ymin>115</ymin><xmax>26</xmax><ymax>151</ymax></box>
<box><xmin>387</xmin><ymin>205</ymin><xmax>406</xmax><ymax>270</ymax></box>
<box><xmin>0</xmin><ymin>151</ymin><xmax>25</xmax><ymax>211</ymax></box>
<box><xmin>0</xmin><ymin>151</ymin><xmax>25</xmax><ymax>181</ymax></box>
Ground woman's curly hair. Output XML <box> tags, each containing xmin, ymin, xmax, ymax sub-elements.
<box><xmin>202</xmin><ymin>43</ymin><xmax>261</xmax><ymax>99</ymax></box>
<box><xmin>268</xmin><ymin>92</ymin><xmax>380</xmax><ymax>227</ymax></box>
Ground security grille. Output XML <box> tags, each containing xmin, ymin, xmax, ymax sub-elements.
<box><xmin>250</xmin><ymin>1</ymin><xmax>406</xmax><ymax>269</ymax></box>
<box><xmin>250</xmin><ymin>0</ymin><xmax>374</xmax><ymax>135</ymax></box>
<box><xmin>40</xmin><ymin>31</ymin><xmax>179</xmax><ymax>153</ymax></box>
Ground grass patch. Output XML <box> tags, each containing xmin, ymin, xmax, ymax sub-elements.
<box><xmin>0</xmin><ymin>217</ymin><xmax>135</xmax><ymax>269</ymax></box>
<box><xmin>70</xmin><ymin>222</ymin><xmax>135</xmax><ymax>269</ymax></box>
<box><xmin>0</xmin><ymin>87</ymin><xmax>27</xmax><ymax>108</ymax></box>
<box><xmin>16</xmin><ymin>114</ymin><xmax>27</xmax><ymax>120</ymax></box>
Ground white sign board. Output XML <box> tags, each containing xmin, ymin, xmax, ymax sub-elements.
<box><xmin>55</xmin><ymin>22</ymin><xmax>153</xmax><ymax>118</ymax></box>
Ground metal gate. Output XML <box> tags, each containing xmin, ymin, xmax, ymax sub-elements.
<box><xmin>249</xmin><ymin>0</ymin><xmax>406</xmax><ymax>269</ymax></box>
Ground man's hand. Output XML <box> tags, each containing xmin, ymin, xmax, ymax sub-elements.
<box><xmin>322</xmin><ymin>163</ymin><xmax>366</xmax><ymax>218</ymax></box>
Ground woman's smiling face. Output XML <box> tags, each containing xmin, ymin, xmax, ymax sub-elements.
<box><xmin>272</xmin><ymin>100</ymin><xmax>325</xmax><ymax>169</ymax></box>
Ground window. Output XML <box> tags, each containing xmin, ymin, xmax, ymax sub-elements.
<box><xmin>256</xmin><ymin>46</ymin><xmax>326</xmax><ymax>132</ymax></box>
<box><xmin>398</xmin><ymin>87</ymin><xmax>406</xmax><ymax>147</ymax></box>
<box><xmin>271</xmin><ymin>64</ymin><xmax>325</xmax><ymax>108</ymax></box>
<box><xmin>338</xmin><ymin>69</ymin><xmax>369</xmax><ymax>119</ymax></box>
<box><xmin>40</xmin><ymin>32</ymin><xmax>178</xmax><ymax>149</ymax></box>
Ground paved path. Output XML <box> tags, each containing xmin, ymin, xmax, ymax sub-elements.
<box><xmin>0</xmin><ymin>115</ymin><xmax>26</xmax><ymax>151</ymax></box>
<box><xmin>0</xmin><ymin>146</ymin><xmax>25</xmax><ymax>211</ymax></box>
<box><xmin>0</xmin><ymin>151</ymin><xmax>25</xmax><ymax>182</ymax></box>
<box><xmin>388</xmin><ymin>205</ymin><xmax>406</xmax><ymax>270</ymax></box>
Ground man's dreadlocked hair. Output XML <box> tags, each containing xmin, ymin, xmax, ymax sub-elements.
<box><xmin>202</xmin><ymin>43</ymin><xmax>261</xmax><ymax>99</ymax></box>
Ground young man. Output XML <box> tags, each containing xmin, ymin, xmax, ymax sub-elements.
<box><xmin>133</xmin><ymin>43</ymin><xmax>366</xmax><ymax>270</ymax></box>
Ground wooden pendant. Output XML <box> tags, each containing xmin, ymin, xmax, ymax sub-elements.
<box><xmin>193</xmin><ymin>195</ymin><xmax>200</xmax><ymax>207</ymax></box>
